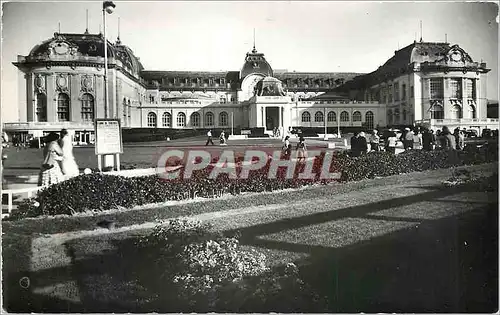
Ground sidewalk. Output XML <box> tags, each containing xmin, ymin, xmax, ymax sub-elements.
<box><xmin>3</xmin><ymin>163</ymin><xmax>495</xmax><ymax>311</ymax></box>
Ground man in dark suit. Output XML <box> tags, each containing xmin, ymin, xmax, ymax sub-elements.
<box><xmin>350</xmin><ymin>132</ymin><xmax>360</xmax><ymax>157</ymax></box>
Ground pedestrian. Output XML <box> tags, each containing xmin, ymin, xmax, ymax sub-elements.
<box><xmin>219</xmin><ymin>130</ymin><xmax>226</xmax><ymax>145</ymax></box>
<box><xmin>457</xmin><ymin>130</ymin><xmax>465</xmax><ymax>150</ymax></box>
<box><xmin>282</xmin><ymin>135</ymin><xmax>292</xmax><ymax>158</ymax></box>
<box><xmin>439</xmin><ymin>126</ymin><xmax>456</xmax><ymax>150</ymax></box>
<box><xmin>369</xmin><ymin>129</ymin><xmax>380</xmax><ymax>152</ymax></box>
<box><xmin>358</xmin><ymin>131</ymin><xmax>368</xmax><ymax>155</ymax></box>
<box><xmin>413</xmin><ymin>128</ymin><xmax>422</xmax><ymax>150</ymax></box>
<box><xmin>422</xmin><ymin>128</ymin><xmax>434</xmax><ymax>151</ymax></box>
<box><xmin>296</xmin><ymin>136</ymin><xmax>307</xmax><ymax>163</ymax></box>
<box><xmin>59</xmin><ymin>129</ymin><xmax>80</xmax><ymax>178</ymax></box>
<box><xmin>38</xmin><ymin>132</ymin><xmax>64</xmax><ymax>187</ymax></box>
<box><xmin>404</xmin><ymin>127</ymin><xmax>414</xmax><ymax>150</ymax></box>
<box><xmin>350</xmin><ymin>132</ymin><xmax>360</xmax><ymax>157</ymax></box>
<box><xmin>386</xmin><ymin>129</ymin><xmax>398</xmax><ymax>154</ymax></box>
<box><xmin>206</xmin><ymin>129</ymin><xmax>214</xmax><ymax>146</ymax></box>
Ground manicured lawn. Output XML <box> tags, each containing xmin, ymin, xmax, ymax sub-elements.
<box><xmin>2</xmin><ymin>137</ymin><xmax>330</xmax><ymax>178</ymax></box>
<box><xmin>2</xmin><ymin>163</ymin><xmax>497</xmax><ymax>312</ymax></box>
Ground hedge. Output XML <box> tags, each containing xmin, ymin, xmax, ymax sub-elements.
<box><xmin>11</xmin><ymin>146</ymin><xmax>498</xmax><ymax>220</ymax></box>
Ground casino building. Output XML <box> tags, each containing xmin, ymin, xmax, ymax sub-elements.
<box><xmin>5</xmin><ymin>29</ymin><xmax>497</xmax><ymax>143</ymax></box>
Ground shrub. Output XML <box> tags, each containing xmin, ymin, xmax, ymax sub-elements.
<box><xmin>11</xmin><ymin>149</ymin><xmax>498</xmax><ymax>220</ymax></box>
<box><xmin>136</xmin><ymin>218</ymin><xmax>327</xmax><ymax>312</ymax></box>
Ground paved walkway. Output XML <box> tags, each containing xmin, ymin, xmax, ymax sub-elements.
<box><xmin>4</xmin><ymin>163</ymin><xmax>497</xmax><ymax>312</ymax></box>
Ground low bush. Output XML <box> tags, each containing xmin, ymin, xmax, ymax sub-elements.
<box><xmin>11</xmin><ymin>148</ymin><xmax>498</xmax><ymax>219</ymax></box>
<box><xmin>134</xmin><ymin>218</ymin><xmax>328</xmax><ymax>312</ymax></box>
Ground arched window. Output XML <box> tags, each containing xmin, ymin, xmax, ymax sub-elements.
<box><xmin>365</xmin><ymin>111</ymin><xmax>374</xmax><ymax>129</ymax></box>
<box><xmin>431</xmin><ymin>104</ymin><xmax>444</xmax><ymax>119</ymax></box>
<box><xmin>352</xmin><ymin>111</ymin><xmax>362</xmax><ymax>122</ymax></box>
<box><xmin>177</xmin><ymin>112</ymin><xmax>186</xmax><ymax>127</ymax></box>
<box><xmin>387</xmin><ymin>109</ymin><xmax>393</xmax><ymax>125</ymax></box>
<box><xmin>147</xmin><ymin>112</ymin><xmax>157</xmax><ymax>127</ymax></box>
<box><xmin>57</xmin><ymin>93</ymin><xmax>70</xmax><ymax>121</ymax></box>
<box><xmin>162</xmin><ymin>112</ymin><xmax>171</xmax><ymax>127</ymax></box>
<box><xmin>402</xmin><ymin>109</ymin><xmax>407</xmax><ymax>121</ymax></box>
<box><xmin>191</xmin><ymin>112</ymin><xmax>200</xmax><ymax>127</ymax></box>
<box><xmin>469</xmin><ymin>105</ymin><xmax>477</xmax><ymax>119</ymax></box>
<box><xmin>36</xmin><ymin>93</ymin><xmax>47</xmax><ymax>122</ymax></box>
<box><xmin>301</xmin><ymin>111</ymin><xmax>311</xmax><ymax>122</ymax></box>
<box><xmin>81</xmin><ymin>93</ymin><xmax>94</xmax><ymax>121</ymax></box>
<box><xmin>205</xmin><ymin>112</ymin><xmax>214</xmax><ymax>126</ymax></box>
<box><xmin>327</xmin><ymin>111</ymin><xmax>336</xmax><ymax>122</ymax></box>
<box><xmin>314</xmin><ymin>111</ymin><xmax>324</xmax><ymax>122</ymax></box>
<box><xmin>340</xmin><ymin>111</ymin><xmax>349</xmax><ymax>122</ymax></box>
<box><xmin>219</xmin><ymin>111</ymin><xmax>228</xmax><ymax>126</ymax></box>
<box><xmin>450</xmin><ymin>105</ymin><xmax>462</xmax><ymax>119</ymax></box>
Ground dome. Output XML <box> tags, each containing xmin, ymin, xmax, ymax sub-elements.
<box><xmin>254</xmin><ymin>76</ymin><xmax>287</xmax><ymax>97</ymax></box>
<box><xmin>25</xmin><ymin>32</ymin><xmax>143</xmax><ymax>77</ymax></box>
<box><xmin>240</xmin><ymin>47</ymin><xmax>273</xmax><ymax>80</ymax></box>
<box><xmin>29</xmin><ymin>32</ymin><xmax>115</xmax><ymax>59</ymax></box>
<box><xmin>114</xmin><ymin>44</ymin><xmax>144</xmax><ymax>76</ymax></box>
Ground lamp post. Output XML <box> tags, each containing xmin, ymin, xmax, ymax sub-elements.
<box><xmin>102</xmin><ymin>1</ymin><xmax>115</xmax><ymax>119</ymax></box>
<box><xmin>99</xmin><ymin>1</ymin><xmax>116</xmax><ymax>172</ymax></box>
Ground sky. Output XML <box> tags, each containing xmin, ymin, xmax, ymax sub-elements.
<box><xmin>1</xmin><ymin>1</ymin><xmax>498</xmax><ymax>122</ymax></box>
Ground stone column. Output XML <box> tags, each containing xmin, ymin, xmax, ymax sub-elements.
<box><xmin>278</xmin><ymin>105</ymin><xmax>282</xmax><ymax>128</ymax></box>
<box><xmin>47</xmin><ymin>74</ymin><xmax>56</xmax><ymax>122</ymax></box>
<box><xmin>261</xmin><ymin>106</ymin><xmax>265</xmax><ymax>129</ymax></box>
<box><xmin>26</xmin><ymin>73</ymin><xmax>34</xmax><ymax>122</ymax></box>
<box><xmin>71</xmin><ymin>74</ymin><xmax>80</xmax><ymax>122</ymax></box>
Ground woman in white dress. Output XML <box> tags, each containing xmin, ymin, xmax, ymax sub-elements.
<box><xmin>38</xmin><ymin>132</ymin><xmax>65</xmax><ymax>186</ymax></box>
<box><xmin>59</xmin><ymin>129</ymin><xmax>80</xmax><ymax>178</ymax></box>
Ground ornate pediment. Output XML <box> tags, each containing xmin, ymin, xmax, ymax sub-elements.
<box><xmin>255</xmin><ymin>77</ymin><xmax>287</xmax><ymax>97</ymax></box>
<box><xmin>444</xmin><ymin>45</ymin><xmax>474</xmax><ymax>66</ymax></box>
<box><xmin>46</xmin><ymin>34</ymin><xmax>79</xmax><ymax>57</ymax></box>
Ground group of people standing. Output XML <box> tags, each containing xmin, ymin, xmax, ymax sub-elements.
<box><xmin>350</xmin><ymin>125</ymin><xmax>468</xmax><ymax>157</ymax></box>
<box><xmin>38</xmin><ymin>129</ymin><xmax>80</xmax><ymax>186</ymax></box>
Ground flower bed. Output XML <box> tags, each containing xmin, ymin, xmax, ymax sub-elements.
<box><xmin>133</xmin><ymin>218</ymin><xmax>328</xmax><ymax>312</ymax></box>
<box><xmin>11</xmin><ymin>148</ymin><xmax>498</xmax><ymax>220</ymax></box>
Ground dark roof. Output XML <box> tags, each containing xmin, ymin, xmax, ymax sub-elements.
<box><xmin>337</xmin><ymin>41</ymin><xmax>485</xmax><ymax>91</ymax></box>
<box><xmin>24</xmin><ymin>32</ymin><xmax>143</xmax><ymax>78</ymax></box>
<box><xmin>310</xmin><ymin>92</ymin><xmax>350</xmax><ymax>100</ymax></box>
<box><xmin>29</xmin><ymin>32</ymin><xmax>115</xmax><ymax>59</ymax></box>
<box><xmin>240</xmin><ymin>47</ymin><xmax>273</xmax><ymax>79</ymax></box>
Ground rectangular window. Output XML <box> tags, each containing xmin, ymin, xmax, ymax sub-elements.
<box><xmin>449</xmin><ymin>78</ymin><xmax>462</xmax><ymax>98</ymax></box>
<box><xmin>402</xmin><ymin>84</ymin><xmax>407</xmax><ymax>100</ymax></box>
<box><xmin>465</xmin><ymin>79</ymin><xmax>475</xmax><ymax>99</ymax></box>
<box><xmin>388</xmin><ymin>85</ymin><xmax>393</xmax><ymax>103</ymax></box>
<box><xmin>410</xmin><ymin>86</ymin><xmax>414</xmax><ymax>98</ymax></box>
<box><xmin>430</xmin><ymin>78</ymin><xmax>443</xmax><ymax>99</ymax></box>
<box><xmin>394</xmin><ymin>83</ymin><xmax>400</xmax><ymax>101</ymax></box>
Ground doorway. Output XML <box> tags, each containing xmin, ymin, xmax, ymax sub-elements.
<box><xmin>265</xmin><ymin>107</ymin><xmax>279</xmax><ymax>131</ymax></box>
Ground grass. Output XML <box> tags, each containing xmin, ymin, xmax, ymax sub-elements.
<box><xmin>2</xmin><ymin>163</ymin><xmax>498</xmax><ymax>312</ymax></box>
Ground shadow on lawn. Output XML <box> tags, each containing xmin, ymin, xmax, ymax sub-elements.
<box><xmin>224</xmin><ymin>188</ymin><xmax>498</xmax><ymax>313</ymax></box>
<box><xmin>3</xmin><ymin>184</ymin><xmax>498</xmax><ymax>313</ymax></box>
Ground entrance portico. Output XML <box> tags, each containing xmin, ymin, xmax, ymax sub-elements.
<box><xmin>248</xmin><ymin>95</ymin><xmax>292</xmax><ymax>132</ymax></box>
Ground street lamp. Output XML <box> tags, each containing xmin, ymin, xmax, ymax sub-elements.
<box><xmin>102</xmin><ymin>1</ymin><xmax>116</xmax><ymax>119</ymax></box>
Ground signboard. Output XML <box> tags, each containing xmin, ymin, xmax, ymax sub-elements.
<box><xmin>241</xmin><ymin>129</ymin><xmax>251</xmax><ymax>135</ymax></box>
<box><xmin>94</xmin><ymin>119</ymin><xmax>123</xmax><ymax>155</ymax></box>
